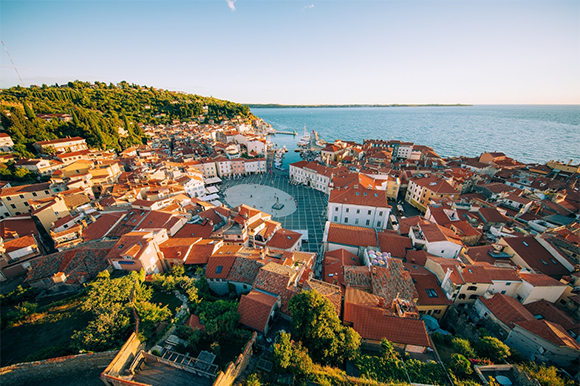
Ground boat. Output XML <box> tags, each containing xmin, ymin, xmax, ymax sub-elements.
<box><xmin>297</xmin><ymin>125</ymin><xmax>311</xmax><ymax>147</ymax></box>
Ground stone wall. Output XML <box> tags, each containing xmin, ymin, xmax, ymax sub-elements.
<box><xmin>0</xmin><ymin>351</ymin><xmax>116</xmax><ymax>386</ymax></box>
<box><xmin>212</xmin><ymin>332</ymin><xmax>257</xmax><ymax>386</ymax></box>
<box><xmin>101</xmin><ymin>332</ymin><xmax>144</xmax><ymax>386</ymax></box>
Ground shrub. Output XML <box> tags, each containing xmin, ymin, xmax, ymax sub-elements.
<box><xmin>475</xmin><ymin>336</ymin><xmax>510</xmax><ymax>362</ymax></box>
<box><xmin>452</xmin><ymin>337</ymin><xmax>476</xmax><ymax>359</ymax></box>
<box><xmin>449</xmin><ymin>353</ymin><xmax>473</xmax><ymax>377</ymax></box>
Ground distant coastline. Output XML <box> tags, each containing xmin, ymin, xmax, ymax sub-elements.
<box><xmin>245</xmin><ymin>103</ymin><xmax>472</xmax><ymax>108</ymax></box>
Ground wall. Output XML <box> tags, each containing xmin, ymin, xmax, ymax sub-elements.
<box><xmin>212</xmin><ymin>332</ymin><xmax>257</xmax><ymax>386</ymax></box>
<box><xmin>101</xmin><ymin>332</ymin><xmax>144</xmax><ymax>385</ymax></box>
<box><xmin>0</xmin><ymin>351</ymin><xmax>116</xmax><ymax>386</ymax></box>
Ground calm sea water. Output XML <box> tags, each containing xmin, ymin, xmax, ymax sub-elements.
<box><xmin>252</xmin><ymin>105</ymin><xmax>580</xmax><ymax>167</ymax></box>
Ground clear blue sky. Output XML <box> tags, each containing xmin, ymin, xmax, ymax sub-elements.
<box><xmin>1</xmin><ymin>0</ymin><xmax>578</xmax><ymax>104</ymax></box>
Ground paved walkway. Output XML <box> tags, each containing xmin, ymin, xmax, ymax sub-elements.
<box><xmin>219</xmin><ymin>174</ymin><xmax>328</xmax><ymax>260</ymax></box>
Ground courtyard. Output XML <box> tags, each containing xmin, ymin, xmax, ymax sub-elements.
<box><xmin>219</xmin><ymin>173</ymin><xmax>328</xmax><ymax>271</ymax></box>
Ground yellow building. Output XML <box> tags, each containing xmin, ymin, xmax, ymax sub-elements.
<box><xmin>29</xmin><ymin>195</ymin><xmax>70</xmax><ymax>232</ymax></box>
<box><xmin>0</xmin><ymin>182</ymin><xmax>59</xmax><ymax>216</ymax></box>
<box><xmin>405</xmin><ymin>176</ymin><xmax>459</xmax><ymax>213</ymax></box>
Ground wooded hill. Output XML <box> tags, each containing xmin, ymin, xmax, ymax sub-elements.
<box><xmin>0</xmin><ymin>81</ymin><xmax>253</xmax><ymax>155</ymax></box>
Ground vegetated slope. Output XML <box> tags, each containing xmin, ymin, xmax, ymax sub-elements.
<box><xmin>0</xmin><ymin>80</ymin><xmax>254</xmax><ymax>153</ymax></box>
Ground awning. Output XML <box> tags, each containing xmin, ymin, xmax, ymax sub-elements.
<box><xmin>206</xmin><ymin>186</ymin><xmax>219</xmax><ymax>194</ymax></box>
<box><xmin>200</xmin><ymin>193</ymin><xmax>220</xmax><ymax>201</ymax></box>
<box><xmin>204</xmin><ymin>176</ymin><xmax>222</xmax><ymax>185</ymax></box>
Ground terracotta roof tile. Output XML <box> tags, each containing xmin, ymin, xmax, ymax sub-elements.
<box><xmin>327</xmin><ymin>223</ymin><xmax>377</xmax><ymax>248</ymax></box>
<box><xmin>344</xmin><ymin>288</ymin><xmax>430</xmax><ymax>347</ymax></box>
<box><xmin>238</xmin><ymin>290</ymin><xmax>278</xmax><ymax>333</ymax></box>
<box><xmin>519</xmin><ymin>273</ymin><xmax>565</xmax><ymax>287</ymax></box>
<box><xmin>514</xmin><ymin>320</ymin><xmax>580</xmax><ymax>350</ymax></box>
<box><xmin>377</xmin><ymin>231</ymin><xmax>412</xmax><ymax>258</ymax></box>
<box><xmin>524</xmin><ymin>300</ymin><xmax>579</xmax><ymax>336</ymax></box>
<box><xmin>480</xmin><ymin>293</ymin><xmax>535</xmax><ymax>327</ymax></box>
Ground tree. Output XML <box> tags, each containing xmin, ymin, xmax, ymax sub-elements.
<box><xmin>289</xmin><ymin>290</ymin><xmax>360</xmax><ymax>365</ymax></box>
<box><xmin>475</xmin><ymin>336</ymin><xmax>510</xmax><ymax>362</ymax></box>
<box><xmin>272</xmin><ymin>331</ymin><xmax>314</xmax><ymax>377</ymax></box>
<box><xmin>449</xmin><ymin>353</ymin><xmax>473</xmax><ymax>377</ymax></box>
<box><xmin>522</xmin><ymin>363</ymin><xmax>574</xmax><ymax>386</ymax></box>
<box><xmin>244</xmin><ymin>373</ymin><xmax>262</xmax><ymax>386</ymax></box>
<box><xmin>452</xmin><ymin>337</ymin><xmax>476</xmax><ymax>359</ymax></box>
<box><xmin>380</xmin><ymin>338</ymin><xmax>398</xmax><ymax>360</ymax></box>
<box><xmin>23</xmin><ymin>102</ymin><xmax>36</xmax><ymax>120</ymax></box>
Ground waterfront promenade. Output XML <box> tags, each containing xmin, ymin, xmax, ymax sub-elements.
<box><xmin>219</xmin><ymin>173</ymin><xmax>328</xmax><ymax>258</ymax></box>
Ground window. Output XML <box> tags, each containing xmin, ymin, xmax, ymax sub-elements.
<box><xmin>216</xmin><ymin>266</ymin><xmax>223</xmax><ymax>274</ymax></box>
<box><xmin>467</xmin><ymin>286</ymin><xmax>477</xmax><ymax>291</ymax></box>
<box><xmin>434</xmin><ymin>309</ymin><xmax>441</xmax><ymax>315</ymax></box>
<box><xmin>44</xmin><ymin>191</ymin><xmax>49</xmax><ymax>194</ymax></box>
<box><xmin>6</xmin><ymin>197</ymin><xmax>11</xmax><ymax>201</ymax></box>
<box><xmin>335</xmin><ymin>207</ymin><xmax>338</xmax><ymax>211</ymax></box>
<box><xmin>469</xmin><ymin>295</ymin><xmax>478</xmax><ymax>300</ymax></box>
<box><xmin>334</xmin><ymin>216</ymin><xmax>338</xmax><ymax>222</ymax></box>
<box><xmin>376</xmin><ymin>221</ymin><xmax>381</xmax><ymax>228</ymax></box>
<box><xmin>425</xmin><ymin>289</ymin><xmax>438</xmax><ymax>298</ymax></box>
<box><xmin>368</xmin><ymin>210</ymin><xmax>371</xmax><ymax>215</ymax></box>
<box><xmin>346</xmin><ymin>208</ymin><xmax>349</xmax><ymax>213</ymax></box>
<box><xmin>19</xmin><ymin>195</ymin><xmax>24</xmax><ymax>199</ymax></box>
<box><xmin>344</xmin><ymin>217</ymin><xmax>348</xmax><ymax>223</ymax></box>
<box><xmin>23</xmin><ymin>202</ymin><xmax>29</xmax><ymax>207</ymax></box>
<box><xmin>366</xmin><ymin>219</ymin><xmax>370</xmax><ymax>226</ymax></box>
<box><xmin>355</xmin><ymin>219</ymin><xmax>359</xmax><ymax>225</ymax></box>
<box><xmin>32</xmin><ymin>192</ymin><xmax>37</xmax><ymax>197</ymax></box>
<box><xmin>506</xmin><ymin>282</ymin><xmax>511</xmax><ymax>286</ymax></box>
<box><xmin>458</xmin><ymin>294</ymin><xmax>466</xmax><ymax>300</ymax></box>
<box><xmin>501</xmin><ymin>290</ymin><xmax>506</xmax><ymax>295</ymax></box>
<box><xmin>441</xmin><ymin>250</ymin><xmax>445</xmax><ymax>254</ymax></box>
<box><xmin>10</xmin><ymin>204</ymin><xmax>16</xmax><ymax>209</ymax></box>
<box><xmin>379</xmin><ymin>211</ymin><xmax>383</xmax><ymax>216</ymax></box>
<box><xmin>356</xmin><ymin>209</ymin><xmax>360</xmax><ymax>214</ymax></box>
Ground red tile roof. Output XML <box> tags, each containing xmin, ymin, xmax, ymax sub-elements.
<box><xmin>377</xmin><ymin>231</ymin><xmax>412</xmax><ymax>258</ymax></box>
<box><xmin>266</xmin><ymin>229</ymin><xmax>301</xmax><ymax>250</ymax></box>
<box><xmin>323</xmin><ymin>248</ymin><xmax>361</xmax><ymax>286</ymax></box>
<box><xmin>238</xmin><ymin>290</ymin><xmax>278</xmax><ymax>333</ymax></box>
<box><xmin>479</xmin><ymin>293</ymin><xmax>535</xmax><ymax>328</ymax></box>
<box><xmin>406</xmin><ymin>264</ymin><xmax>453</xmax><ymax>306</ymax></box>
<box><xmin>519</xmin><ymin>273</ymin><xmax>565</xmax><ymax>287</ymax></box>
<box><xmin>524</xmin><ymin>300</ymin><xmax>579</xmax><ymax>336</ymax></box>
<box><xmin>344</xmin><ymin>288</ymin><xmax>430</xmax><ymax>347</ymax></box>
<box><xmin>514</xmin><ymin>320</ymin><xmax>580</xmax><ymax>350</ymax></box>
<box><xmin>327</xmin><ymin>223</ymin><xmax>377</xmax><ymax>248</ymax></box>
<box><xmin>503</xmin><ymin>237</ymin><xmax>570</xmax><ymax>278</ymax></box>
<box><xmin>329</xmin><ymin>185</ymin><xmax>390</xmax><ymax>208</ymax></box>
<box><xmin>206</xmin><ymin>255</ymin><xmax>236</xmax><ymax>279</ymax></box>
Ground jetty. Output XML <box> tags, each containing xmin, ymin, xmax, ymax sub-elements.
<box><xmin>273</xmin><ymin>129</ymin><xmax>297</xmax><ymax>135</ymax></box>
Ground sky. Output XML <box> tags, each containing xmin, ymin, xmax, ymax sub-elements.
<box><xmin>1</xmin><ymin>0</ymin><xmax>579</xmax><ymax>105</ymax></box>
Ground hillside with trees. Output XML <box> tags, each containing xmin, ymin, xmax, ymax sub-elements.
<box><xmin>0</xmin><ymin>81</ymin><xmax>254</xmax><ymax>154</ymax></box>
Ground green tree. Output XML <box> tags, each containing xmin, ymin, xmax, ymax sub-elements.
<box><xmin>523</xmin><ymin>363</ymin><xmax>574</xmax><ymax>386</ymax></box>
<box><xmin>289</xmin><ymin>290</ymin><xmax>360</xmax><ymax>365</ymax></box>
<box><xmin>452</xmin><ymin>337</ymin><xmax>476</xmax><ymax>359</ymax></box>
<box><xmin>23</xmin><ymin>102</ymin><xmax>36</xmax><ymax>120</ymax></box>
<box><xmin>475</xmin><ymin>336</ymin><xmax>510</xmax><ymax>362</ymax></box>
<box><xmin>12</xmin><ymin>143</ymin><xmax>35</xmax><ymax>159</ymax></box>
<box><xmin>244</xmin><ymin>373</ymin><xmax>261</xmax><ymax>386</ymax></box>
<box><xmin>380</xmin><ymin>338</ymin><xmax>398</xmax><ymax>360</ymax></box>
<box><xmin>449</xmin><ymin>353</ymin><xmax>473</xmax><ymax>377</ymax></box>
<box><xmin>272</xmin><ymin>331</ymin><xmax>314</xmax><ymax>377</ymax></box>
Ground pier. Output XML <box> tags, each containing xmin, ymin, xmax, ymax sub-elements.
<box><xmin>273</xmin><ymin>130</ymin><xmax>297</xmax><ymax>135</ymax></box>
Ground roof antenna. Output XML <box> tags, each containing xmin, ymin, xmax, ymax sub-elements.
<box><xmin>2</xmin><ymin>41</ymin><xmax>24</xmax><ymax>86</ymax></box>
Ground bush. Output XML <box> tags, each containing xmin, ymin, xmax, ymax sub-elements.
<box><xmin>452</xmin><ymin>337</ymin><xmax>476</xmax><ymax>359</ymax></box>
<box><xmin>475</xmin><ymin>336</ymin><xmax>510</xmax><ymax>362</ymax></box>
<box><xmin>449</xmin><ymin>353</ymin><xmax>473</xmax><ymax>377</ymax></box>
<box><xmin>522</xmin><ymin>363</ymin><xmax>574</xmax><ymax>386</ymax></box>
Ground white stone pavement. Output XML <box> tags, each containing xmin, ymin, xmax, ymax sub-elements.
<box><xmin>223</xmin><ymin>183</ymin><xmax>297</xmax><ymax>217</ymax></box>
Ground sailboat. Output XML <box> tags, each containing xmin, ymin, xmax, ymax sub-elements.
<box><xmin>296</xmin><ymin>125</ymin><xmax>311</xmax><ymax>147</ymax></box>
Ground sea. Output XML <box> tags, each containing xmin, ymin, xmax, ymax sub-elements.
<box><xmin>251</xmin><ymin>105</ymin><xmax>580</xmax><ymax>168</ymax></box>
